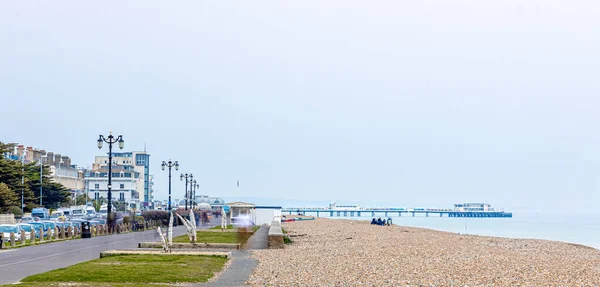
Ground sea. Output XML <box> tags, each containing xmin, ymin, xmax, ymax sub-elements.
<box><xmin>313</xmin><ymin>211</ymin><xmax>600</xmax><ymax>249</ymax></box>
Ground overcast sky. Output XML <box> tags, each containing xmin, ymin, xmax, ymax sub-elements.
<box><xmin>1</xmin><ymin>1</ymin><xmax>598</xmax><ymax>212</ymax></box>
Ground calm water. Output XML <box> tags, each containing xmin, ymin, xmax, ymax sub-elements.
<box><xmin>315</xmin><ymin>212</ymin><xmax>600</xmax><ymax>249</ymax></box>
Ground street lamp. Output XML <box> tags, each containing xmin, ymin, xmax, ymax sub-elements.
<box><xmin>39</xmin><ymin>155</ymin><xmax>47</xmax><ymax>207</ymax></box>
<box><xmin>191</xmin><ymin>180</ymin><xmax>198</xmax><ymax>210</ymax></box>
<box><xmin>97</xmin><ymin>132</ymin><xmax>124</xmax><ymax>232</ymax></box>
<box><xmin>180</xmin><ymin>173</ymin><xmax>193</xmax><ymax>211</ymax></box>
<box><xmin>21</xmin><ymin>150</ymin><xmax>27</xmax><ymax>213</ymax></box>
<box><xmin>161</xmin><ymin>160</ymin><xmax>179</xmax><ymax>211</ymax></box>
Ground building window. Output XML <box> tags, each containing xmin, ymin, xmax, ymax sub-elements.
<box><xmin>95</xmin><ymin>192</ymin><xmax>99</xmax><ymax>200</ymax></box>
<box><xmin>120</xmin><ymin>184</ymin><xmax>124</xmax><ymax>189</ymax></box>
<box><xmin>94</xmin><ymin>184</ymin><xmax>99</xmax><ymax>189</ymax></box>
<box><xmin>136</xmin><ymin>154</ymin><xmax>148</xmax><ymax>166</ymax></box>
<box><xmin>120</xmin><ymin>193</ymin><xmax>125</xmax><ymax>201</ymax></box>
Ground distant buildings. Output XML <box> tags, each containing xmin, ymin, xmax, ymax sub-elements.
<box><xmin>3</xmin><ymin>144</ymin><xmax>85</xmax><ymax>198</ymax></box>
<box><xmin>89</xmin><ymin>151</ymin><xmax>154</xmax><ymax>210</ymax></box>
<box><xmin>3</xmin><ymin>143</ymin><xmax>228</xmax><ymax>212</ymax></box>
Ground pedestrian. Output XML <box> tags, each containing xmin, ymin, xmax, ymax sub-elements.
<box><xmin>221</xmin><ymin>208</ymin><xmax>227</xmax><ymax>231</ymax></box>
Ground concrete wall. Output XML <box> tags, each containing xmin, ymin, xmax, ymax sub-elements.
<box><xmin>0</xmin><ymin>214</ymin><xmax>16</xmax><ymax>225</ymax></box>
<box><xmin>267</xmin><ymin>219</ymin><xmax>284</xmax><ymax>249</ymax></box>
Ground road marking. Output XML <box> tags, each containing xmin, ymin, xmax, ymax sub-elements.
<box><xmin>0</xmin><ymin>238</ymin><xmax>137</xmax><ymax>268</ymax></box>
<box><xmin>0</xmin><ymin>249</ymin><xmax>16</xmax><ymax>254</ymax></box>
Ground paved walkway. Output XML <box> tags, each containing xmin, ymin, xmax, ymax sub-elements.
<box><xmin>192</xmin><ymin>225</ymin><xmax>269</xmax><ymax>287</ymax></box>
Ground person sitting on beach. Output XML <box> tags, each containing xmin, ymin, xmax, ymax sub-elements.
<box><xmin>377</xmin><ymin>217</ymin><xmax>383</xmax><ymax>225</ymax></box>
<box><xmin>371</xmin><ymin>218</ymin><xmax>377</xmax><ymax>225</ymax></box>
<box><xmin>382</xmin><ymin>218</ymin><xmax>387</xmax><ymax>225</ymax></box>
<box><xmin>387</xmin><ymin>217</ymin><xmax>392</xmax><ymax>226</ymax></box>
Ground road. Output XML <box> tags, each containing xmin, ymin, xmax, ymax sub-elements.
<box><xmin>0</xmin><ymin>224</ymin><xmax>208</xmax><ymax>284</ymax></box>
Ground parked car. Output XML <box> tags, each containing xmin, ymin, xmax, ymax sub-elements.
<box><xmin>0</xmin><ymin>224</ymin><xmax>21</xmax><ymax>241</ymax></box>
<box><xmin>28</xmin><ymin>222</ymin><xmax>47</xmax><ymax>238</ymax></box>
<box><xmin>63</xmin><ymin>221</ymin><xmax>74</xmax><ymax>234</ymax></box>
<box><xmin>70</xmin><ymin>221</ymin><xmax>82</xmax><ymax>230</ymax></box>
<box><xmin>49</xmin><ymin>213</ymin><xmax>66</xmax><ymax>222</ymax></box>
<box><xmin>41</xmin><ymin>221</ymin><xmax>56</xmax><ymax>236</ymax></box>
<box><xmin>31</xmin><ymin>207</ymin><xmax>50</xmax><ymax>220</ymax></box>
<box><xmin>20</xmin><ymin>217</ymin><xmax>36</xmax><ymax>223</ymax></box>
<box><xmin>92</xmin><ymin>218</ymin><xmax>106</xmax><ymax>225</ymax></box>
<box><xmin>64</xmin><ymin>221</ymin><xmax>82</xmax><ymax>236</ymax></box>
<box><xmin>54</xmin><ymin>222</ymin><xmax>65</xmax><ymax>231</ymax></box>
<box><xmin>16</xmin><ymin>223</ymin><xmax>33</xmax><ymax>240</ymax></box>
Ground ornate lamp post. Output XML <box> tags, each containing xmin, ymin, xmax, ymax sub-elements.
<box><xmin>161</xmin><ymin>160</ymin><xmax>179</xmax><ymax>211</ymax></box>
<box><xmin>180</xmin><ymin>173</ymin><xmax>193</xmax><ymax>211</ymax></box>
<box><xmin>97</xmin><ymin>132</ymin><xmax>124</xmax><ymax>232</ymax></box>
<box><xmin>191</xmin><ymin>180</ymin><xmax>198</xmax><ymax>210</ymax></box>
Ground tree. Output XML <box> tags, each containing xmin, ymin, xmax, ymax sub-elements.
<box><xmin>113</xmin><ymin>200</ymin><xmax>128</xmax><ymax>212</ymax></box>
<box><xmin>0</xmin><ymin>182</ymin><xmax>18</xmax><ymax>208</ymax></box>
<box><xmin>0</xmin><ymin>142</ymin><xmax>71</xmax><ymax>210</ymax></box>
<box><xmin>73</xmin><ymin>194</ymin><xmax>91</xmax><ymax>206</ymax></box>
<box><xmin>0</xmin><ymin>142</ymin><xmax>13</xmax><ymax>155</ymax></box>
<box><xmin>41</xmin><ymin>182</ymin><xmax>70</xmax><ymax>209</ymax></box>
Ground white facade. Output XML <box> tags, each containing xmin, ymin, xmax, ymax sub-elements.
<box><xmin>254</xmin><ymin>206</ymin><xmax>282</xmax><ymax>226</ymax></box>
<box><xmin>92</xmin><ymin>151</ymin><xmax>153</xmax><ymax>209</ymax></box>
<box><xmin>85</xmin><ymin>171</ymin><xmax>138</xmax><ymax>211</ymax></box>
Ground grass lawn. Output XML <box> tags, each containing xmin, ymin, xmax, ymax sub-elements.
<box><xmin>9</xmin><ymin>254</ymin><xmax>227</xmax><ymax>286</ymax></box>
<box><xmin>209</xmin><ymin>224</ymin><xmax>234</xmax><ymax>229</ymax></box>
<box><xmin>174</xmin><ymin>225</ymin><xmax>261</xmax><ymax>244</ymax></box>
<box><xmin>173</xmin><ymin>231</ymin><xmax>240</xmax><ymax>243</ymax></box>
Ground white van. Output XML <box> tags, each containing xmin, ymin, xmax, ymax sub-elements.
<box><xmin>86</xmin><ymin>206</ymin><xmax>97</xmax><ymax>219</ymax></box>
<box><xmin>70</xmin><ymin>205</ymin><xmax>87</xmax><ymax>219</ymax></box>
<box><xmin>98</xmin><ymin>204</ymin><xmax>108</xmax><ymax>219</ymax></box>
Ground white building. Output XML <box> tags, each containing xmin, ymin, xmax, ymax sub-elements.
<box><xmin>85</xmin><ymin>167</ymin><xmax>141</xmax><ymax>211</ymax></box>
<box><xmin>92</xmin><ymin>151</ymin><xmax>153</xmax><ymax>209</ymax></box>
<box><xmin>453</xmin><ymin>203</ymin><xmax>494</xmax><ymax>212</ymax></box>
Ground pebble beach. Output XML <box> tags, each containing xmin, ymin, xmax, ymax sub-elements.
<box><xmin>248</xmin><ymin>218</ymin><xmax>600</xmax><ymax>286</ymax></box>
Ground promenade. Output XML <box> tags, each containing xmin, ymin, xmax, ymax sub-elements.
<box><xmin>248</xmin><ymin>218</ymin><xmax>600</xmax><ymax>286</ymax></box>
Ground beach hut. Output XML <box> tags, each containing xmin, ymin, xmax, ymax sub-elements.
<box><xmin>225</xmin><ymin>202</ymin><xmax>256</xmax><ymax>226</ymax></box>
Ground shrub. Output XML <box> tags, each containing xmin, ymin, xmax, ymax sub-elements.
<box><xmin>284</xmin><ymin>235</ymin><xmax>292</xmax><ymax>244</ymax></box>
<box><xmin>123</xmin><ymin>216</ymin><xmax>131</xmax><ymax>224</ymax></box>
<box><xmin>141</xmin><ymin>210</ymin><xmax>169</xmax><ymax>225</ymax></box>
<box><xmin>4</xmin><ymin>206</ymin><xmax>23</xmax><ymax>218</ymax></box>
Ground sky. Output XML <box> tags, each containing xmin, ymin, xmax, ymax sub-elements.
<box><xmin>1</xmin><ymin>1</ymin><xmax>598</xmax><ymax>213</ymax></box>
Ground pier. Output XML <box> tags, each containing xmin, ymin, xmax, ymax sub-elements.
<box><xmin>281</xmin><ymin>208</ymin><xmax>512</xmax><ymax>218</ymax></box>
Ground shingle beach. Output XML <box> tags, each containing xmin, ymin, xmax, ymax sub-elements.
<box><xmin>248</xmin><ymin>218</ymin><xmax>600</xmax><ymax>286</ymax></box>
